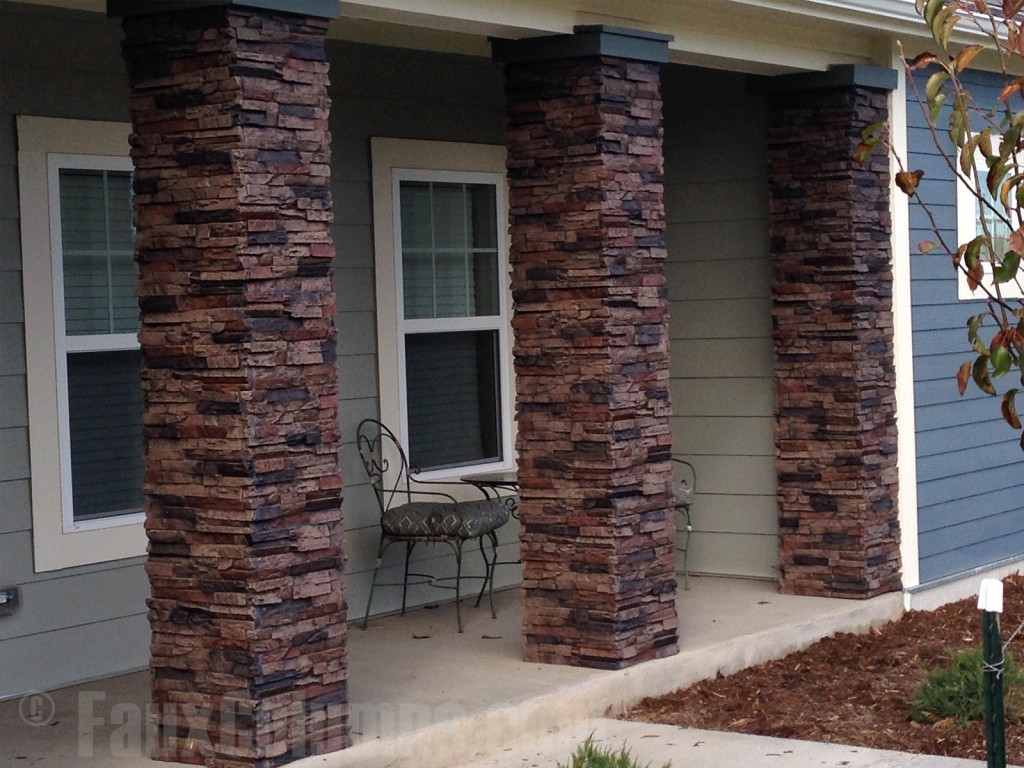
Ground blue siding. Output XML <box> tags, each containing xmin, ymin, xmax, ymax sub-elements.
<box><xmin>908</xmin><ymin>70</ymin><xmax>1024</xmax><ymax>584</ymax></box>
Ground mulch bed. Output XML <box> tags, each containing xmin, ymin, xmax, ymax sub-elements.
<box><xmin>627</xmin><ymin>574</ymin><xmax>1024</xmax><ymax>762</ymax></box>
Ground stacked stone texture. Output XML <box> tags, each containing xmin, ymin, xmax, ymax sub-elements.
<box><xmin>120</xmin><ymin>7</ymin><xmax>346</xmax><ymax>766</ymax></box>
<box><xmin>767</xmin><ymin>84</ymin><xmax>901</xmax><ymax>598</ymax></box>
<box><xmin>505</xmin><ymin>56</ymin><xmax>678</xmax><ymax>669</ymax></box>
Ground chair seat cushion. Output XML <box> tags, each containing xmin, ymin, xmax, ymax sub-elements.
<box><xmin>382</xmin><ymin>497</ymin><xmax>511</xmax><ymax>539</ymax></box>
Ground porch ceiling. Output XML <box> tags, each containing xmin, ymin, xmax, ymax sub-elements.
<box><xmin>17</xmin><ymin>0</ymin><xmax>965</xmax><ymax>75</ymax></box>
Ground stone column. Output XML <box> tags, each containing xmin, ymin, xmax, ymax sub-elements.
<box><xmin>111</xmin><ymin>2</ymin><xmax>346</xmax><ymax>765</ymax></box>
<box><xmin>766</xmin><ymin>65</ymin><xmax>902</xmax><ymax>598</ymax></box>
<box><xmin>494</xmin><ymin>26</ymin><xmax>678</xmax><ymax>669</ymax></box>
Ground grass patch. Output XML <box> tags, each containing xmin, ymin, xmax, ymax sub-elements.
<box><xmin>557</xmin><ymin>735</ymin><xmax>670</xmax><ymax>768</ymax></box>
<box><xmin>911</xmin><ymin>647</ymin><xmax>1024</xmax><ymax>726</ymax></box>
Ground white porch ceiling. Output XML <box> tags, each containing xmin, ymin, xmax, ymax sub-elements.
<box><xmin>8</xmin><ymin>0</ymin><xmax>957</xmax><ymax>74</ymax></box>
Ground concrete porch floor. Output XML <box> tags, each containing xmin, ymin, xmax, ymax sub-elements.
<box><xmin>0</xmin><ymin>576</ymin><xmax>905</xmax><ymax>768</ymax></box>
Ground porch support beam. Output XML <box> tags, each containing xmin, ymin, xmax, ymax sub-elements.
<box><xmin>765</xmin><ymin>64</ymin><xmax>902</xmax><ymax>598</ymax></box>
<box><xmin>497</xmin><ymin>26</ymin><xmax>679</xmax><ymax>669</ymax></box>
<box><xmin>112</xmin><ymin>2</ymin><xmax>347</xmax><ymax>765</ymax></box>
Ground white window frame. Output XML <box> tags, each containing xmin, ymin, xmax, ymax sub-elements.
<box><xmin>371</xmin><ymin>138</ymin><xmax>514</xmax><ymax>481</ymax></box>
<box><xmin>17</xmin><ymin>116</ymin><xmax>146</xmax><ymax>572</ymax></box>
<box><xmin>956</xmin><ymin>140</ymin><xmax>1024</xmax><ymax>300</ymax></box>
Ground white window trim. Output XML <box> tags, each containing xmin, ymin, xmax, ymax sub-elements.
<box><xmin>371</xmin><ymin>138</ymin><xmax>514</xmax><ymax>482</ymax></box>
<box><xmin>17</xmin><ymin>116</ymin><xmax>146</xmax><ymax>572</ymax></box>
<box><xmin>956</xmin><ymin>140</ymin><xmax>1024</xmax><ymax>301</ymax></box>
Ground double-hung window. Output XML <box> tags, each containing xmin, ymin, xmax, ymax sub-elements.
<box><xmin>18</xmin><ymin>116</ymin><xmax>145</xmax><ymax>571</ymax></box>
<box><xmin>372</xmin><ymin>139</ymin><xmax>513</xmax><ymax>477</ymax></box>
<box><xmin>956</xmin><ymin>139</ymin><xmax>1024</xmax><ymax>300</ymax></box>
<box><xmin>55</xmin><ymin>161</ymin><xmax>143</xmax><ymax>522</ymax></box>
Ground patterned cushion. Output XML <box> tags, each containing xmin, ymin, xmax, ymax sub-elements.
<box><xmin>382</xmin><ymin>498</ymin><xmax>511</xmax><ymax>539</ymax></box>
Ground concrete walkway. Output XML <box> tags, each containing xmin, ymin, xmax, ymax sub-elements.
<box><xmin>453</xmin><ymin>719</ymin><xmax>993</xmax><ymax>768</ymax></box>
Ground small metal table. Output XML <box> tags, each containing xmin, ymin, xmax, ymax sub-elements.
<box><xmin>460</xmin><ymin>469</ymin><xmax>519</xmax><ymax>513</ymax></box>
<box><xmin>460</xmin><ymin>470</ymin><xmax>521</xmax><ymax>591</ymax></box>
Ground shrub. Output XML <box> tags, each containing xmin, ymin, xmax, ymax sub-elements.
<box><xmin>911</xmin><ymin>647</ymin><xmax>1024</xmax><ymax>726</ymax></box>
<box><xmin>556</xmin><ymin>735</ymin><xmax>670</xmax><ymax>768</ymax></box>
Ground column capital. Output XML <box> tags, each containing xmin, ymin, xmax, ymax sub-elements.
<box><xmin>108</xmin><ymin>0</ymin><xmax>340</xmax><ymax>20</ymax></box>
<box><xmin>492</xmin><ymin>24</ymin><xmax>672</xmax><ymax>65</ymax></box>
<box><xmin>760</xmin><ymin>63</ymin><xmax>898</xmax><ymax>95</ymax></box>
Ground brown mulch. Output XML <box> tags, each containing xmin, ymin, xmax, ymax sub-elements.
<box><xmin>627</xmin><ymin>574</ymin><xmax>1024</xmax><ymax>763</ymax></box>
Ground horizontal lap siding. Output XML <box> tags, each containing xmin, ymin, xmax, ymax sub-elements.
<box><xmin>326</xmin><ymin>42</ymin><xmax>519</xmax><ymax>618</ymax></box>
<box><xmin>908</xmin><ymin>70</ymin><xmax>1024</xmax><ymax>584</ymax></box>
<box><xmin>0</xmin><ymin>3</ymin><xmax>149</xmax><ymax>699</ymax></box>
<box><xmin>662</xmin><ymin>65</ymin><xmax>778</xmax><ymax>581</ymax></box>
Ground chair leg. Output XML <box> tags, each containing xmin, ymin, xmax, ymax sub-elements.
<box><xmin>474</xmin><ymin>535</ymin><xmax>491</xmax><ymax>609</ymax></box>
<box><xmin>453</xmin><ymin>540</ymin><xmax>464</xmax><ymax>633</ymax></box>
<box><xmin>362</xmin><ymin>534</ymin><xmax>387</xmax><ymax>629</ymax></box>
<box><xmin>486</xmin><ymin>531</ymin><xmax>498</xmax><ymax>619</ymax></box>
<box><xmin>401</xmin><ymin>541</ymin><xmax>416</xmax><ymax>615</ymax></box>
<box><xmin>682</xmin><ymin>508</ymin><xmax>691</xmax><ymax>591</ymax></box>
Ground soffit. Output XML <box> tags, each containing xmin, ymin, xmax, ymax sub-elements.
<box><xmin>7</xmin><ymin>0</ymin><xmax>971</xmax><ymax>74</ymax></box>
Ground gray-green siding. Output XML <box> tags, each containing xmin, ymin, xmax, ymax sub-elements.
<box><xmin>662</xmin><ymin>66</ymin><xmax>779</xmax><ymax>581</ymax></box>
<box><xmin>0</xmin><ymin>2</ymin><xmax>150</xmax><ymax>700</ymax></box>
<box><xmin>908</xmin><ymin>69</ymin><xmax>1024</xmax><ymax>584</ymax></box>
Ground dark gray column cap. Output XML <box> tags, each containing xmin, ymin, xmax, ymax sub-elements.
<box><xmin>760</xmin><ymin>63</ymin><xmax>899</xmax><ymax>94</ymax></box>
<box><xmin>109</xmin><ymin>0</ymin><xmax>340</xmax><ymax>20</ymax></box>
<box><xmin>493</xmin><ymin>24</ymin><xmax>672</xmax><ymax>65</ymax></box>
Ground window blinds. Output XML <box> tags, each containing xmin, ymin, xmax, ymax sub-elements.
<box><xmin>405</xmin><ymin>331</ymin><xmax>501</xmax><ymax>470</ymax></box>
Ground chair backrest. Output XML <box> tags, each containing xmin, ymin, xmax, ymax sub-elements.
<box><xmin>671</xmin><ymin>456</ymin><xmax>697</xmax><ymax>509</ymax></box>
<box><xmin>356</xmin><ymin>418</ymin><xmax>412</xmax><ymax>514</ymax></box>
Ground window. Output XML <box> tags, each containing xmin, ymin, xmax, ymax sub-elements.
<box><xmin>956</xmin><ymin>141</ymin><xmax>1024</xmax><ymax>300</ymax></box>
<box><xmin>372</xmin><ymin>139</ymin><xmax>513</xmax><ymax>478</ymax></box>
<box><xmin>18</xmin><ymin>116</ymin><xmax>146</xmax><ymax>571</ymax></box>
<box><xmin>57</xmin><ymin>164</ymin><xmax>142</xmax><ymax>523</ymax></box>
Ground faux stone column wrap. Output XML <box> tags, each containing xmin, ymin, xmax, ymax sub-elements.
<box><xmin>766</xmin><ymin>65</ymin><xmax>902</xmax><ymax>599</ymax></box>
<box><xmin>495</xmin><ymin>26</ymin><xmax>678</xmax><ymax>669</ymax></box>
<box><xmin>115</xmin><ymin>2</ymin><xmax>346</xmax><ymax>765</ymax></box>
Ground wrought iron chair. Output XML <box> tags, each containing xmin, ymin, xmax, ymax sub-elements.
<box><xmin>356</xmin><ymin>418</ymin><xmax>511</xmax><ymax>632</ymax></box>
<box><xmin>672</xmin><ymin>456</ymin><xmax>697</xmax><ymax>590</ymax></box>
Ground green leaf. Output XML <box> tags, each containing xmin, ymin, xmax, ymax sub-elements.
<box><xmin>960</xmin><ymin>135</ymin><xmax>980</xmax><ymax>175</ymax></box>
<box><xmin>974</xmin><ymin>355</ymin><xmax>997</xmax><ymax>395</ymax></box>
<box><xmin>925</xmin><ymin>70</ymin><xmax>950</xmax><ymax>104</ymax></box>
<box><xmin>923</xmin><ymin>0</ymin><xmax>944</xmax><ymax>22</ymax></box>
<box><xmin>995</xmin><ymin>251</ymin><xmax>1022</xmax><ymax>284</ymax></box>
<box><xmin>987</xmin><ymin>157</ymin><xmax>1009</xmax><ymax>199</ymax></box>
<box><xmin>964</xmin><ymin>239</ymin><xmax>985</xmax><ymax>294</ymax></box>
<box><xmin>979</xmin><ymin>128</ymin><xmax>994</xmax><ymax>159</ymax></box>
<box><xmin>937</xmin><ymin>8</ymin><xmax>961</xmax><ymax>49</ymax></box>
<box><xmin>949</xmin><ymin>105</ymin><xmax>968</xmax><ymax>147</ymax></box>
<box><xmin>968</xmin><ymin>313</ymin><xmax>983</xmax><ymax>344</ymax></box>
<box><xmin>860</xmin><ymin>121</ymin><xmax>885</xmax><ymax>140</ymax></box>
<box><xmin>992</xmin><ymin>344</ymin><xmax>1013</xmax><ymax>378</ymax></box>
